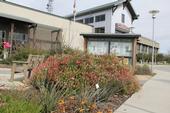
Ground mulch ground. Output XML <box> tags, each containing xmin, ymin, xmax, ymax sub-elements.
<box><xmin>98</xmin><ymin>94</ymin><xmax>131</xmax><ymax>112</ymax></box>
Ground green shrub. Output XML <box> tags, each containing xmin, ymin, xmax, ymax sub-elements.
<box><xmin>135</xmin><ymin>64</ymin><xmax>152</xmax><ymax>75</ymax></box>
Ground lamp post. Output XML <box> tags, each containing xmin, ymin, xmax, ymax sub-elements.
<box><xmin>149</xmin><ymin>10</ymin><xmax>159</xmax><ymax>73</ymax></box>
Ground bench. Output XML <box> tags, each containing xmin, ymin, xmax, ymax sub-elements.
<box><xmin>10</xmin><ymin>54</ymin><xmax>45</xmax><ymax>81</ymax></box>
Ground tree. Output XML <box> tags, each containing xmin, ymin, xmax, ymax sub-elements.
<box><xmin>156</xmin><ymin>53</ymin><xmax>164</xmax><ymax>62</ymax></box>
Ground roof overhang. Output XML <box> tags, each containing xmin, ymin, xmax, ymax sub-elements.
<box><xmin>124</xmin><ymin>0</ymin><xmax>139</xmax><ymax>21</ymax></box>
<box><xmin>37</xmin><ymin>24</ymin><xmax>62</xmax><ymax>32</ymax></box>
<box><xmin>81</xmin><ymin>33</ymin><xmax>141</xmax><ymax>39</ymax></box>
<box><xmin>0</xmin><ymin>12</ymin><xmax>61</xmax><ymax>31</ymax></box>
<box><xmin>0</xmin><ymin>12</ymin><xmax>34</xmax><ymax>24</ymax></box>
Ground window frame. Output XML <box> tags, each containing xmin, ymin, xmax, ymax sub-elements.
<box><xmin>95</xmin><ymin>27</ymin><xmax>105</xmax><ymax>33</ymax></box>
<box><xmin>85</xmin><ymin>17</ymin><xmax>94</xmax><ymax>24</ymax></box>
<box><xmin>95</xmin><ymin>14</ymin><xmax>105</xmax><ymax>22</ymax></box>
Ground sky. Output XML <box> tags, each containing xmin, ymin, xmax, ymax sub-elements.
<box><xmin>7</xmin><ymin>0</ymin><xmax>170</xmax><ymax>54</ymax></box>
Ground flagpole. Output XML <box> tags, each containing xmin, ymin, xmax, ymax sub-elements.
<box><xmin>73</xmin><ymin>0</ymin><xmax>76</xmax><ymax>22</ymax></box>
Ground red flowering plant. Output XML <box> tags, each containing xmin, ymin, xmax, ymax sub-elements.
<box><xmin>31</xmin><ymin>49</ymin><xmax>139</xmax><ymax>95</ymax></box>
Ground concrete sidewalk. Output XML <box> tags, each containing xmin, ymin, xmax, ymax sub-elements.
<box><xmin>114</xmin><ymin>69</ymin><xmax>170</xmax><ymax>113</ymax></box>
<box><xmin>0</xmin><ymin>68</ymin><xmax>26</xmax><ymax>90</ymax></box>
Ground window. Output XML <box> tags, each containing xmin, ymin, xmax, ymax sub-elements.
<box><xmin>85</xmin><ymin>17</ymin><xmax>94</xmax><ymax>24</ymax></box>
<box><xmin>77</xmin><ymin>19</ymin><xmax>84</xmax><ymax>23</ymax></box>
<box><xmin>88</xmin><ymin>41</ymin><xmax>109</xmax><ymax>55</ymax></box>
<box><xmin>110</xmin><ymin>41</ymin><xmax>132</xmax><ymax>57</ymax></box>
<box><xmin>95</xmin><ymin>27</ymin><xmax>105</xmax><ymax>33</ymax></box>
<box><xmin>121</xmin><ymin>14</ymin><xmax>125</xmax><ymax>23</ymax></box>
<box><xmin>95</xmin><ymin>14</ymin><xmax>105</xmax><ymax>22</ymax></box>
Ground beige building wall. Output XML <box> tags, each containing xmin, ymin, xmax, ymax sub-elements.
<box><xmin>0</xmin><ymin>1</ymin><xmax>93</xmax><ymax>50</ymax></box>
<box><xmin>137</xmin><ymin>37</ymin><xmax>160</xmax><ymax>54</ymax></box>
<box><xmin>138</xmin><ymin>37</ymin><xmax>160</xmax><ymax>49</ymax></box>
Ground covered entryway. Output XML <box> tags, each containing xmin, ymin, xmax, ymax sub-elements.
<box><xmin>0</xmin><ymin>12</ymin><xmax>62</xmax><ymax>58</ymax></box>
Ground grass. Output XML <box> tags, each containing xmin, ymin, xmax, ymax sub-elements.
<box><xmin>0</xmin><ymin>91</ymin><xmax>42</xmax><ymax>113</ymax></box>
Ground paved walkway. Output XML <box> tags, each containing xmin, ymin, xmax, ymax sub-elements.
<box><xmin>114</xmin><ymin>65</ymin><xmax>170</xmax><ymax>113</ymax></box>
<box><xmin>0</xmin><ymin>68</ymin><xmax>26</xmax><ymax>90</ymax></box>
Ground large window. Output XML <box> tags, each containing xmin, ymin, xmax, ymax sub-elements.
<box><xmin>85</xmin><ymin>17</ymin><xmax>94</xmax><ymax>24</ymax></box>
<box><xmin>95</xmin><ymin>27</ymin><xmax>105</xmax><ymax>33</ymax></box>
<box><xmin>87</xmin><ymin>39</ymin><xmax>132</xmax><ymax>57</ymax></box>
<box><xmin>110</xmin><ymin>41</ymin><xmax>132</xmax><ymax>57</ymax></box>
<box><xmin>95</xmin><ymin>14</ymin><xmax>105</xmax><ymax>22</ymax></box>
<box><xmin>88</xmin><ymin>41</ymin><xmax>109</xmax><ymax>55</ymax></box>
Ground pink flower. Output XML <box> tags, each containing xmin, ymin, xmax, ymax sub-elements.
<box><xmin>3</xmin><ymin>42</ymin><xmax>11</xmax><ymax>49</ymax></box>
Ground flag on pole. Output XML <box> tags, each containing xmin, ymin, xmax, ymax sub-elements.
<box><xmin>73</xmin><ymin>0</ymin><xmax>77</xmax><ymax>22</ymax></box>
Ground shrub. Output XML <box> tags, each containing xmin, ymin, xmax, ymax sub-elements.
<box><xmin>31</xmin><ymin>49</ymin><xmax>139</xmax><ymax>95</ymax></box>
<box><xmin>135</xmin><ymin>64</ymin><xmax>152</xmax><ymax>75</ymax></box>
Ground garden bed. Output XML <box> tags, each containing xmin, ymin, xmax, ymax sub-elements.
<box><xmin>0</xmin><ymin>48</ymin><xmax>139</xmax><ymax>113</ymax></box>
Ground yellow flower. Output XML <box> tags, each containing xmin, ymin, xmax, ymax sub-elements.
<box><xmin>97</xmin><ymin>111</ymin><xmax>103</xmax><ymax>113</ymax></box>
<box><xmin>79</xmin><ymin>108</ymin><xmax>85</xmax><ymax>113</ymax></box>
<box><xmin>58</xmin><ymin>99</ymin><xmax>65</xmax><ymax>105</ymax></box>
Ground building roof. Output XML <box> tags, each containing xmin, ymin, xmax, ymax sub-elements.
<box><xmin>81</xmin><ymin>33</ymin><xmax>141</xmax><ymax>39</ymax></box>
<box><xmin>66</xmin><ymin>0</ymin><xmax>139</xmax><ymax>21</ymax></box>
<box><xmin>0</xmin><ymin>12</ymin><xmax>61</xmax><ymax>31</ymax></box>
<box><xmin>0</xmin><ymin>0</ymin><xmax>66</xmax><ymax>20</ymax></box>
<box><xmin>0</xmin><ymin>1</ymin><xmax>92</xmax><ymax>31</ymax></box>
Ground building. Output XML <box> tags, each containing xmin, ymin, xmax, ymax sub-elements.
<box><xmin>66</xmin><ymin>0</ymin><xmax>160</xmax><ymax>61</ymax></box>
<box><xmin>0</xmin><ymin>0</ymin><xmax>92</xmax><ymax>52</ymax></box>
<box><xmin>0</xmin><ymin>0</ymin><xmax>159</xmax><ymax>67</ymax></box>
<box><xmin>66</xmin><ymin>0</ymin><xmax>138</xmax><ymax>34</ymax></box>
<box><xmin>137</xmin><ymin>37</ymin><xmax>159</xmax><ymax>54</ymax></box>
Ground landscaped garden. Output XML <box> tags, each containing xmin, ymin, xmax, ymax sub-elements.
<box><xmin>0</xmin><ymin>47</ymin><xmax>140</xmax><ymax>113</ymax></box>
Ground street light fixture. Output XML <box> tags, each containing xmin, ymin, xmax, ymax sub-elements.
<box><xmin>149</xmin><ymin>10</ymin><xmax>159</xmax><ymax>73</ymax></box>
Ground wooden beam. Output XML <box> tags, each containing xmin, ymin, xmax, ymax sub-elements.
<box><xmin>9</xmin><ymin>23</ymin><xmax>14</xmax><ymax>56</ymax></box>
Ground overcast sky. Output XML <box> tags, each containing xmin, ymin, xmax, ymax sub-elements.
<box><xmin>7</xmin><ymin>0</ymin><xmax>170</xmax><ymax>53</ymax></box>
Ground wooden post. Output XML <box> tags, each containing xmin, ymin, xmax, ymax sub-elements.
<box><xmin>10</xmin><ymin>23</ymin><xmax>14</xmax><ymax>56</ymax></box>
<box><xmin>51</xmin><ymin>31</ymin><xmax>53</xmax><ymax>52</ymax></box>
<box><xmin>10</xmin><ymin>63</ymin><xmax>16</xmax><ymax>81</ymax></box>
<box><xmin>84</xmin><ymin>38</ymin><xmax>88</xmax><ymax>52</ymax></box>
<box><xmin>132</xmin><ymin>38</ymin><xmax>137</xmax><ymax>69</ymax></box>
<box><xmin>27</xmin><ymin>25</ymin><xmax>31</xmax><ymax>46</ymax></box>
<box><xmin>33</xmin><ymin>25</ymin><xmax>37</xmax><ymax>48</ymax></box>
<box><xmin>23</xmin><ymin>64</ymin><xmax>28</xmax><ymax>81</ymax></box>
